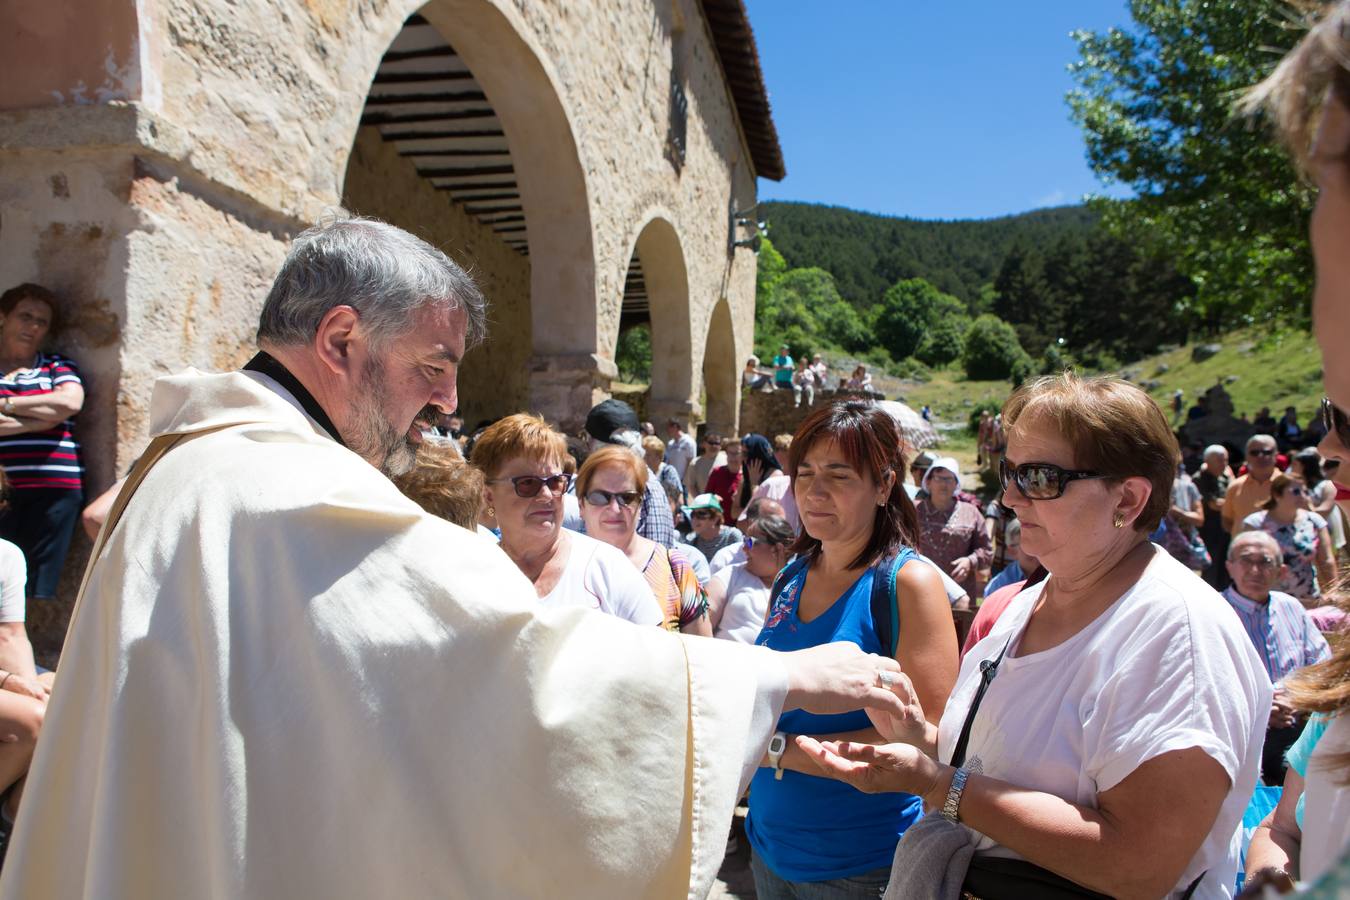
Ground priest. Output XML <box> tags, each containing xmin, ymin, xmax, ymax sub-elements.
<box><xmin>0</xmin><ymin>217</ymin><xmax>907</xmax><ymax>899</ymax></box>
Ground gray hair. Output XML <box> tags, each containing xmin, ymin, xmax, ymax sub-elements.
<box><xmin>257</xmin><ymin>215</ymin><xmax>488</xmax><ymax>351</ymax></box>
<box><xmin>1203</xmin><ymin>444</ymin><xmax>1228</xmax><ymax>459</ymax></box>
<box><xmin>1247</xmin><ymin>433</ymin><xmax>1277</xmax><ymax>451</ymax></box>
<box><xmin>1228</xmin><ymin>530</ymin><xmax>1282</xmax><ymax>560</ymax></box>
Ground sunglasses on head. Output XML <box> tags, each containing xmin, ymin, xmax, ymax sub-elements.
<box><xmin>583</xmin><ymin>488</ymin><xmax>641</xmax><ymax>509</ymax></box>
<box><xmin>1323</xmin><ymin>397</ymin><xmax>1350</xmax><ymax>445</ymax></box>
<box><xmin>999</xmin><ymin>457</ymin><xmax>1107</xmax><ymax>500</ymax></box>
<box><xmin>494</xmin><ymin>473</ymin><xmax>572</xmax><ymax>499</ymax></box>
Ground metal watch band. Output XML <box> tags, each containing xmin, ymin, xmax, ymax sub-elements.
<box><xmin>941</xmin><ymin>766</ymin><xmax>970</xmax><ymax>823</ymax></box>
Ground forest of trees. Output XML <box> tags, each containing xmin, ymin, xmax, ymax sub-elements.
<box><xmin>756</xmin><ymin>203</ymin><xmax>1196</xmax><ymax>382</ymax></box>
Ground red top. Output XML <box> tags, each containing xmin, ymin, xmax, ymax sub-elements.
<box><xmin>705</xmin><ymin>465</ymin><xmax>743</xmax><ymax>525</ymax></box>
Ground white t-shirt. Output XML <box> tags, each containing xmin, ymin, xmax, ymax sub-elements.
<box><xmin>709</xmin><ymin>542</ymin><xmax>746</xmax><ymax>576</ymax></box>
<box><xmin>0</xmin><ymin>539</ymin><xmax>26</xmax><ymax>623</ymax></box>
<box><xmin>1301</xmin><ymin>713</ymin><xmax>1350</xmax><ymax>884</ymax></box>
<box><xmin>712</xmin><ymin>563</ymin><xmax>770</xmax><ymax>643</ymax></box>
<box><xmin>942</xmin><ymin>550</ymin><xmax>1270</xmax><ymax>899</ymax></box>
<box><xmin>665</xmin><ymin>433</ymin><xmax>697</xmax><ymax>484</ymax></box>
<box><xmin>540</xmin><ymin>532</ymin><xmax>663</xmax><ymax>626</ymax></box>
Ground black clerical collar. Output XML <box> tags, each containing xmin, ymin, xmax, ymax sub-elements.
<box><xmin>243</xmin><ymin>351</ymin><xmax>347</xmax><ymax>448</ymax></box>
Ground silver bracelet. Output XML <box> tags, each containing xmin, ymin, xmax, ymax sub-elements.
<box><xmin>941</xmin><ymin>767</ymin><xmax>971</xmax><ymax>823</ymax></box>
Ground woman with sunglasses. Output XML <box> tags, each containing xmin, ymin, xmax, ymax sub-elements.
<box><xmin>1240</xmin><ymin>472</ymin><xmax>1338</xmax><ymax>607</ymax></box>
<box><xmin>471</xmin><ymin>416</ymin><xmax>661</xmax><ymax>626</ymax></box>
<box><xmin>797</xmin><ymin>374</ymin><xmax>1268</xmax><ymax>899</ymax></box>
<box><xmin>576</xmin><ymin>445</ymin><xmax>710</xmax><ymax>634</ymax></box>
<box><xmin>706</xmin><ymin>515</ymin><xmax>794</xmax><ymax>643</ymax></box>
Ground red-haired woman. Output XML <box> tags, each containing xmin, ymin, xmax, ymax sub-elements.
<box><xmin>746</xmin><ymin>400</ymin><xmax>957</xmax><ymax>897</ymax></box>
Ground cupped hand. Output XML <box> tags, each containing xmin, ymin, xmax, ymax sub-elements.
<box><xmin>795</xmin><ymin>735</ymin><xmax>939</xmax><ymax>797</ymax></box>
<box><xmin>783</xmin><ymin>643</ymin><xmax>907</xmax><ymax>720</ymax></box>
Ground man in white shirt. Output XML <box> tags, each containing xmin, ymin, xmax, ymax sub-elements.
<box><xmin>664</xmin><ymin>418</ymin><xmax>698</xmax><ymax>489</ymax></box>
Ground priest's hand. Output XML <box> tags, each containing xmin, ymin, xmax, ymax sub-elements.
<box><xmin>782</xmin><ymin>643</ymin><xmax>907</xmax><ymax>719</ymax></box>
<box><xmin>864</xmin><ymin>668</ymin><xmax>934</xmax><ymax>752</ymax></box>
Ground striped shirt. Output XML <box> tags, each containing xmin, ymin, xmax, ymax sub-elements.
<box><xmin>1221</xmin><ymin>586</ymin><xmax>1330</xmax><ymax>683</ymax></box>
<box><xmin>0</xmin><ymin>352</ymin><xmax>83</xmax><ymax>490</ymax></box>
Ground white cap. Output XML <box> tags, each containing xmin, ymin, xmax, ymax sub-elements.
<box><xmin>923</xmin><ymin>456</ymin><xmax>961</xmax><ymax>488</ymax></box>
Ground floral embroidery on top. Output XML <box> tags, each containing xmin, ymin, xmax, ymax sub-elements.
<box><xmin>758</xmin><ymin>570</ymin><xmax>802</xmax><ymax>640</ymax></box>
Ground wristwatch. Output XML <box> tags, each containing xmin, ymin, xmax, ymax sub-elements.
<box><xmin>768</xmin><ymin>731</ymin><xmax>788</xmax><ymax>780</ymax></box>
<box><xmin>941</xmin><ymin>766</ymin><xmax>971</xmax><ymax>823</ymax></box>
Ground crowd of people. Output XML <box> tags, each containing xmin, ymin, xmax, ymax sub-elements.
<box><xmin>0</xmin><ymin>3</ymin><xmax>1347</xmax><ymax>898</ymax></box>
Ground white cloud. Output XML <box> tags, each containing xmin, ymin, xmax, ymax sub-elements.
<box><xmin>1035</xmin><ymin>189</ymin><xmax>1067</xmax><ymax>207</ymax></box>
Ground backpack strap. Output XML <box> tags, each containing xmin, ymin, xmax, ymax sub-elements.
<box><xmin>869</xmin><ymin>548</ymin><xmax>917</xmax><ymax>659</ymax></box>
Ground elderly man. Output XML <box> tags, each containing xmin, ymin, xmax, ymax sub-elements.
<box><xmin>1</xmin><ymin>218</ymin><xmax>909</xmax><ymax>899</ymax></box>
<box><xmin>1195</xmin><ymin>443</ymin><xmax>1233</xmax><ymax>588</ymax></box>
<box><xmin>1223</xmin><ymin>434</ymin><xmax>1280</xmax><ymax>537</ymax></box>
<box><xmin>1222</xmin><ymin>531</ymin><xmax>1331</xmax><ymax>786</ymax></box>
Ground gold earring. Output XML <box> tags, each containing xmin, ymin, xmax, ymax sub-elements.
<box><xmin>487</xmin><ymin>507</ymin><xmax>496</xmax><ymax>518</ymax></box>
<box><xmin>1113</xmin><ymin>513</ymin><xmax>1124</xmax><ymax>528</ymax></box>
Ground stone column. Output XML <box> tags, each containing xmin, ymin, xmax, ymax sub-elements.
<box><xmin>528</xmin><ymin>353</ymin><xmax>618</xmax><ymax>434</ymax></box>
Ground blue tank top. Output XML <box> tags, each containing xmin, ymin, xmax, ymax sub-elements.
<box><xmin>746</xmin><ymin>551</ymin><xmax>924</xmax><ymax>882</ymax></box>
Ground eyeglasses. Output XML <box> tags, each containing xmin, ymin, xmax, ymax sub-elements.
<box><xmin>743</xmin><ymin>535</ymin><xmax>785</xmax><ymax>552</ymax></box>
<box><xmin>691</xmin><ymin>509</ymin><xmax>720</xmax><ymax>520</ymax></box>
<box><xmin>1325</xmin><ymin>460</ymin><xmax>1341</xmax><ymax>470</ymax></box>
<box><xmin>583</xmin><ymin>488</ymin><xmax>641</xmax><ymax>509</ymax></box>
<box><xmin>999</xmin><ymin>457</ymin><xmax>1107</xmax><ymax>500</ymax></box>
<box><xmin>493</xmin><ymin>473</ymin><xmax>572</xmax><ymax>498</ymax></box>
<box><xmin>1323</xmin><ymin>398</ymin><xmax>1350</xmax><ymax>445</ymax></box>
<box><xmin>1232</xmin><ymin>554</ymin><xmax>1279</xmax><ymax>570</ymax></box>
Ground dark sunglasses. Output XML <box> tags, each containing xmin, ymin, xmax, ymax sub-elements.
<box><xmin>583</xmin><ymin>488</ymin><xmax>641</xmax><ymax>509</ymax></box>
<box><xmin>494</xmin><ymin>473</ymin><xmax>572</xmax><ymax>498</ymax></box>
<box><xmin>1323</xmin><ymin>398</ymin><xmax>1350</xmax><ymax>445</ymax></box>
<box><xmin>1248</xmin><ymin>448</ymin><xmax>1276</xmax><ymax>458</ymax></box>
<box><xmin>743</xmin><ymin>535</ymin><xmax>784</xmax><ymax>551</ymax></box>
<box><xmin>691</xmin><ymin>509</ymin><xmax>720</xmax><ymax>520</ymax></box>
<box><xmin>999</xmin><ymin>457</ymin><xmax>1106</xmax><ymax>500</ymax></box>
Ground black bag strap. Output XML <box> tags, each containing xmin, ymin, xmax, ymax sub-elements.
<box><xmin>949</xmin><ymin>637</ymin><xmax>1012</xmax><ymax>768</ymax></box>
<box><xmin>868</xmin><ymin>552</ymin><xmax>902</xmax><ymax>659</ymax></box>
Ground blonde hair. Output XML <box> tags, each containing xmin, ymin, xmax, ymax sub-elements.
<box><xmin>1003</xmin><ymin>373</ymin><xmax>1178</xmax><ymax>532</ymax></box>
<box><xmin>394</xmin><ymin>442</ymin><xmax>485</xmax><ymax>531</ymax></box>
<box><xmin>469</xmin><ymin>413</ymin><xmax>567</xmax><ymax>479</ymax></box>
<box><xmin>640</xmin><ymin>435</ymin><xmax>665</xmax><ymax>457</ymax></box>
<box><xmin>575</xmin><ymin>444</ymin><xmax>649</xmax><ymax>499</ymax></box>
<box><xmin>1242</xmin><ymin>2</ymin><xmax>1350</xmax><ymax>175</ymax></box>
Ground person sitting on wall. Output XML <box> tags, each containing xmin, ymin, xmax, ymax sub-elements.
<box><xmin>772</xmin><ymin>345</ymin><xmax>795</xmax><ymax>391</ymax></box>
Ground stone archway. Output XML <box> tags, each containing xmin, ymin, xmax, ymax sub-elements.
<box><xmin>702</xmin><ymin>297</ymin><xmax>739</xmax><ymax>436</ymax></box>
<box><xmin>622</xmin><ymin>216</ymin><xmax>695</xmax><ymax>429</ymax></box>
<box><xmin>339</xmin><ymin>0</ymin><xmax>598</xmax><ymax>428</ymax></box>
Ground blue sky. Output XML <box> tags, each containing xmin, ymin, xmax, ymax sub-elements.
<box><xmin>744</xmin><ymin>1</ymin><xmax>1135</xmax><ymax>221</ymax></box>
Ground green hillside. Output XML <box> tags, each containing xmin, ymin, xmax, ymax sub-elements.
<box><xmin>759</xmin><ymin>201</ymin><xmax>1098</xmax><ymax>311</ymax></box>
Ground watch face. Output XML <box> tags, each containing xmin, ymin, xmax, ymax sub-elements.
<box><xmin>769</xmin><ymin>735</ymin><xmax>786</xmax><ymax>753</ymax></box>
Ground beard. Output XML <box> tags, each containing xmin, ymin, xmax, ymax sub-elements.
<box><xmin>346</xmin><ymin>358</ymin><xmax>423</xmax><ymax>478</ymax></box>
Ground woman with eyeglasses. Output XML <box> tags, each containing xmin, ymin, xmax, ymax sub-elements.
<box><xmin>576</xmin><ymin>445</ymin><xmax>710</xmax><ymax>634</ymax></box>
<box><xmin>706</xmin><ymin>514</ymin><xmax>794</xmax><ymax>643</ymax></box>
<box><xmin>471</xmin><ymin>416</ymin><xmax>661</xmax><ymax>626</ymax></box>
<box><xmin>1240</xmin><ymin>472</ymin><xmax>1338</xmax><ymax>605</ymax></box>
<box><xmin>796</xmin><ymin>374</ymin><xmax>1268</xmax><ymax>900</ymax></box>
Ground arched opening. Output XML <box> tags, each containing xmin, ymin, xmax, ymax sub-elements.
<box><xmin>341</xmin><ymin>0</ymin><xmax>597</xmax><ymax>427</ymax></box>
<box><xmin>623</xmin><ymin>216</ymin><xmax>694</xmax><ymax>428</ymax></box>
<box><xmin>702</xmin><ymin>298</ymin><xmax>739</xmax><ymax>435</ymax></box>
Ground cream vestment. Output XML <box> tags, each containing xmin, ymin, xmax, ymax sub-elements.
<box><xmin>0</xmin><ymin>370</ymin><xmax>786</xmax><ymax>899</ymax></box>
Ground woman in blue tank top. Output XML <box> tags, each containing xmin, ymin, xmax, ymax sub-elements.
<box><xmin>747</xmin><ymin>401</ymin><xmax>959</xmax><ymax>897</ymax></box>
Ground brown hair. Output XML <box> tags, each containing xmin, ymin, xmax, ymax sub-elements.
<box><xmin>575</xmin><ymin>444</ymin><xmax>649</xmax><ymax>500</ymax></box>
<box><xmin>787</xmin><ymin>399</ymin><xmax>918</xmax><ymax>570</ymax></box>
<box><xmin>1002</xmin><ymin>373</ymin><xmax>1178</xmax><ymax>532</ymax></box>
<box><xmin>0</xmin><ymin>283</ymin><xmax>61</xmax><ymax>332</ymax></box>
<box><xmin>1261</xmin><ymin>471</ymin><xmax>1305</xmax><ymax>510</ymax></box>
<box><xmin>468</xmin><ymin>413</ymin><xmax>567</xmax><ymax>479</ymax></box>
<box><xmin>1284</xmin><ymin>586</ymin><xmax>1350</xmax><ymax>783</ymax></box>
<box><xmin>394</xmin><ymin>442</ymin><xmax>485</xmax><ymax>531</ymax></box>
<box><xmin>1242</xmin><ymin>2</ymin><xmax>1350</xmax><ymax>176</ymax></box>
